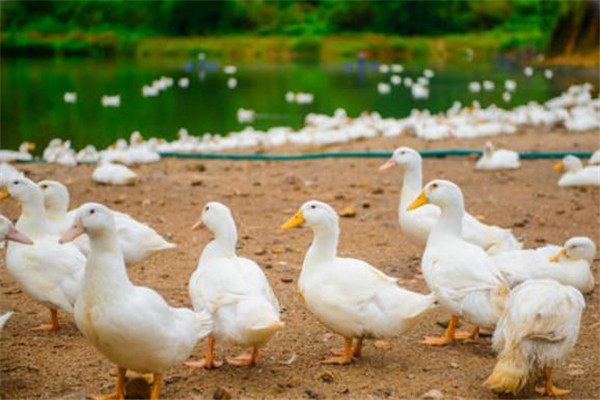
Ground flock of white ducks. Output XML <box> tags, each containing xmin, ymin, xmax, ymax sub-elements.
<box><xmin>3</xmin><ymin>83</ymin><xmax>597</xmax><ymax>166</ymax></box>
<box><xmin>0</xmin><ymin>137</ymin><xmax>597</xmax><ymax>398</ymax></box>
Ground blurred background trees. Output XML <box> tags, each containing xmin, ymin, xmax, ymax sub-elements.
<box><xmin>0</xmin><ymin>0</ymin><xmax>572</xmax><ymax>37</ymax></box>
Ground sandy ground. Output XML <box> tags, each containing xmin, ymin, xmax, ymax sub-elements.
<box><xmin>1</xmin><ymin>129</ymin><xmax>599</xmax><ymax>400</ymax></box>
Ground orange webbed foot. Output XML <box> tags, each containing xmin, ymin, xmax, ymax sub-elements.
<box><xmin>420</xmin><ymin>335</ymin><xmax>454</xmax><ymax>346</ymax></box>
<box><xmin>226</xmin><ymin>353</ymin><xmax>256</xmax><ymax>367</ymax></box>
<box><xmin>184</xmin><ymin>358</ymin><xmax>222</xmax><ymax>370</ymax></box>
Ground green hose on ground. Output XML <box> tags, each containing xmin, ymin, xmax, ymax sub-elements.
<box><xmin>15</xmin><ymin>149</ymin><xmax>594</xmax><ymax>163</ymax></box>
<box><xmin>158</xmin><ymin>149</ymin><xmax>594</xmax><ymax>161</ymax></box>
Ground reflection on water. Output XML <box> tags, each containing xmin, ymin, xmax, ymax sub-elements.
<box><xmin>1</xmin><ymin>57</ymin><xmax>595</xmax><ymax>151</ymax></box>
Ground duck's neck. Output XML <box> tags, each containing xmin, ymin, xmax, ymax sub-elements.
<box><xmin>400</xmin><ymin>163</ymin><xmax>423</xmax><ymax>210</ymax></box>
<box><xmin>85</xmin><ymin>228</ymin><xmax>132</xmax><ymax>289</ymax></box>
<box><xmin>45</xmin><ymin>204</ymin><xmax>67</xmax><ymax>223</ymax></box>
<box><xmin>17</xmin><ymin>194</ymin><xmax>49</xmax><ymax>238</ymax></box>
<box><xmin>204</xmin><ymin>219</ymin><xmax>238</xmax><ymax>259</ymax></box>
<box><xmin>430</xmin><ymin>199</ymin><xmax>464</xmax><ymax>241</ymax></box>
<box><xmin>306</xmin><ymin>222</ymin><xmax>339</xmax><ymax>265</ymax></box>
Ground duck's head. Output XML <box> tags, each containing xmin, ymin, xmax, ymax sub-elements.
<box><xmin>19</xmin><ymin>142</ymin><xmax>35</xmax><ymax>153</ymax></box>
<box><xmin>59</xmin><ymin>203</ymin><xmax>114</xmax><ymax>243</ymax></box>
<box><xmin>38</xmin><ymin>180</ymin><xmax>69</xmax><ymax>213</ymax></box>
<box><xmin>550</xmin><ymin>237</ymin><xmax>596</xmax><ymax>264</ymax></box>
<box><xmin>554</xmin><ymin>155</ymin><xmax>582</xmax><ymax>172</ymax></box>
<box><xmin>282</xmin><ymin>200</ymin><xmax>338</xmax><ymax>230</ymax></box>
<box><xmin>0</xmin><ymin>215</ymin><xmax>33</xmax><ymax>245</ymax></box>
<box><xmin>194</xmin><ymin>201</ymin><xmax>233</xmax><ymax>232</ymax></box>
<box><xmin>1</xmin><ymin>177</ymin><xmax>40</xmax><ymax>204</ymax></box>
<box><xmin>379</xmin><ymin>147</ymin><xmax>421</xmax><ymax>171</ymax></box>
<box><xmin>407</xmin><ymin>179</ymin><xmax>463</xmax><ymax>211</ymax></box>
<box><xmin>130</xmin><ymin>131</ymin><xmax>144</xmax><ymax>145</ymax></box>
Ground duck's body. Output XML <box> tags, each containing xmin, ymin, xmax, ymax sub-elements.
<box><xmin>0</xmin><ymin>142</ymin><xmax>34</xmax><ymax>163</ymax></box>
<box><xmin>485</xmin><ymin>279</ymin><xmax>584</xmax><ymax>396</ymax></box>
<box><xmin>555</xmin><ymin>155</ymin><xmax>600</xmax><ymax>187</ymax></box>
<box><xmin>92</xmin><ymin>162</ymin><xmax>137</xmax><ymax>186</ymax></box>
<box><xmin>188</xmin><ymin>202</ymin><xmax>282</xmax><ymax>368</ymax></box>
<box><xmin>408</xmin><ymin>180</ymin><xmax>509</xmax><ymax>345</ymax></box>
<box><xmin>492</xmin><ymin>237</ymin><xmax>595</xmax><ymax>293</ymax></box>
<box><xmin>283</xmin><ymin>200</ymin><xmax>436</xmax><ymax>364</ymax></box>
<box><xmin>39</xmin><ymin>180</ymin><xmax>175</xmax><ymax>264</ymax></box>
<box><xmin>475</xmin><ymin>142</ymin><xmax>520</xmax><ymax>171</ymax></box>
<box><xmin>590</xmin><ymin>149</ymin><xmax>600</xmax><ymax>165</ymax></box>
<box><xmin>61</xmin><ymin>203</ymin><xmax>211</xmax><ymax>399</ymax></box>
<box><xmin>3</xmin><ymin>178</ymin><xmax>85</xmax><ymax>331</ymax></box>
<box><xmin>380</xmin><ymin>147</ymin><xmax>521</xmax><ymax>254</ymax></box>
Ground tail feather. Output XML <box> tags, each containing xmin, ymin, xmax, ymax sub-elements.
<box><xmin>484</xmin><ymin>345</ymin><xmax>529</xmax><ymax>394</ymax></box>
<box><xmin>250</xmin><ymin>320</ymin><xmax>284</xmax><ymax>335</ymax></box>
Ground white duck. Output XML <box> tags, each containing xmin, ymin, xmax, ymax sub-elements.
<box><xmin>59</xmin><ymin>203</ymin><xmax>212</xmax><ymax>400</ymax></box>
<box><xmin>1</xmin><ymin>177</ymin><xmax>85</xmax><ymax>331</ymax></box>
<box><xmin>408</xmin><ymin>180</ymin><xmax>509</xmax><ymax>345</ymax></box>
<box><xmin>92</xmin><ymin>161</ymin><xmax>137</xmax><ymax>186</ymax></box>
<box><xmin>187</xmin><ymin>202</ymin><xmax>282</xmax><ymax>368</ymax></box>
<box><xmin>484</xmin><ymin>279</ymin><xmax>584</xmax><ymax>396</ymax></box>
<box><xmin>492</xmin><ymin>236</ymin><xmax>595</xmax><ymax>293</ymax></box>
<box><xmin>0</xmin><ymin>215</ymin><xmax>34</xmax><ymax>332</ymax></box>
<box><xmin>380</xmin><ymin>147</ymin><xmax>521</xmax><ymax>254</ymax></box>
<box><xmin>76</xmin><ymin>145</ymin><xmax>100</xmax><ymax>163</ymax></box>
<box><xmin>475</xmin><ymin>141</ymin><xmax>520</xmax><ymax>170</ymax></box>
<box><xmin>554</xmin><ymin>155</ymin><xmax>600</xmax><ymax>187</ymax></box>
<box><xmin>589</xmin><ymin>149</ymin><xmax>600</xmax><ymax>165</ymax></box>
<box><xmin>282</xmin><ymin>200</ymin><xmax>436</xmax><ymax>364</ymax></box>
<box><xmin>0</xmin><ymin>142</ymin><xmax>35</xmax><ymax>163</ymax></box>
<box><xmin>38</xmin><ymin>180</ymin><xmax>175</xmax><ymax>264</ymax></box>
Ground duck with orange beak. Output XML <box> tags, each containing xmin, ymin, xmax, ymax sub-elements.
<box><xmin>492</xmin><ymin>236</ymin><xmax>595</xmax><ymax>294</ymax></box>
<box><xmin>554</xmin><ymin>155</ymin><xmax>600</xmax><ymax>187</ymax></box>
<box><xmin>407</xmin><ymin>180</ymin><xmax>509</xmax><ymax>346</ymax></box>
<box><xmin>282</xmin><ymin>200</ymin><xmax>436</xmax><ymax>364</ymax></box>
<box><xmin>2</xmin><ymin>177</ymin><xmax>85</xmax><ymax>332</ymax></box>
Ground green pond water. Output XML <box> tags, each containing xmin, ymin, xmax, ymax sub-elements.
<box><xmin>1</xmin><ymin>57</ymin><xmax>596</xmax><ymax>152</ymax></box>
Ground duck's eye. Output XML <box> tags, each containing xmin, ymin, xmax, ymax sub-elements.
<box><xmin>205</xmin><ymin>206</ymin><xmax>210</xmax><ymax>211</ymax></box>
<box><xmin>90</xmin><ymin>209</ymin><xmax>95</xmax><ymax>215</ymax></box>
<box><xmin>41</xmin><ymin>184</ymin><xmax>47</xmax><ymax>189</ymax></box>
<box><xmin>432</xmin><ymin>183</ymin><xmax>438</xmax><ymax>189</ymax></box>
<box><xmin>310</xmin><ymin>205</ymin><xmax>316</xmax><ymax>209</ymax></box>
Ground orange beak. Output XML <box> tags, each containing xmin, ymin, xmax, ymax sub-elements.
<box><xmin>59</xmin><ymin>217</ymin><xmax>84</xmax><ymax>244</ymax></box>
<box><xmin>378</xmin><ymin>158</ymin><xmax>396</xmax><ymax>171</ymax></box>
<box><xmin>549</xmin><ymin>248</ymin><xmax>567</xmax><ymax>263</ymax></box>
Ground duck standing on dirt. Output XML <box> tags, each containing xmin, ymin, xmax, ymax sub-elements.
<box><xmin>1</xmin><ymin>177</ymin><xmax>85</xmax><ymax>331</ymax></box>
<box><xmin>187</xmin><ymin>202</ymin><xmax>283</xmax><ymax>369</ymax></box>
<box><xmin>408</xmin><ymin>180</ymin><xmax>509</xmax><ymax>345</ymax></box>
<box><xmin>60</xmin><ymin>203</ymin><xmax>212</xmax><ymax>400</ymax></box>
<box><xmin>282</xmin><ymin>200</ymin><xmax>436</xmax><ymax>364</ymax></box>
<box><xmin>484</xmin><ymin>279</ymin><xmax>584</xmax><ymax>396</ymax></box>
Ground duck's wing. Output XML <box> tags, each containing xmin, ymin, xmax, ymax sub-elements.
<box><xmin>21</xmin><ymin>239</ymin><xmax>85</xmax><ymax>311</ymax></box>
<box><xmin>238</xmin><ymin>257</ymin><xmax>280</xmax><ymax>312</ymax></box>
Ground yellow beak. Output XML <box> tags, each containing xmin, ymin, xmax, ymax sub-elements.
<box><xmin>407</xmin><ymin>191</ymin><xmax>429</xmax><ymax>211</ymax></box>
<box><xmin>549</xmin><ymin>248</ymin><xmax>567</xmax><ymax>263</ymax></box>
<box><xmin>27</xmin><ymin>142</ymin><xmax>36</xmax><ymax>151</ymax></box>
<box><xmin>553</xmin><ymin>161</ymin><xmax>564</xmax><ymax>171</ymax></box>
<box><xmin>282</xmin><ymin>210</ymin><xmax>305</xmax><ymax>230</ymax></box>
<box><xmin>0</xmin><ymin>187</ymin><xmax>9</xmax><ymax>200</ymax></box>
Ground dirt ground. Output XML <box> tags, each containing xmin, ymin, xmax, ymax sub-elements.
<box><xmin>1</xmin><ymin>129</ymin><xmax>599</xmax><ymax>400</ymax></box>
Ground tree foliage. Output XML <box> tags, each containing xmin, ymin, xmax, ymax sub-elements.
<box><xmin>0</xmin><ymin>0</ymin><xmax>571</xmax><ymax>37</ymax></box>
